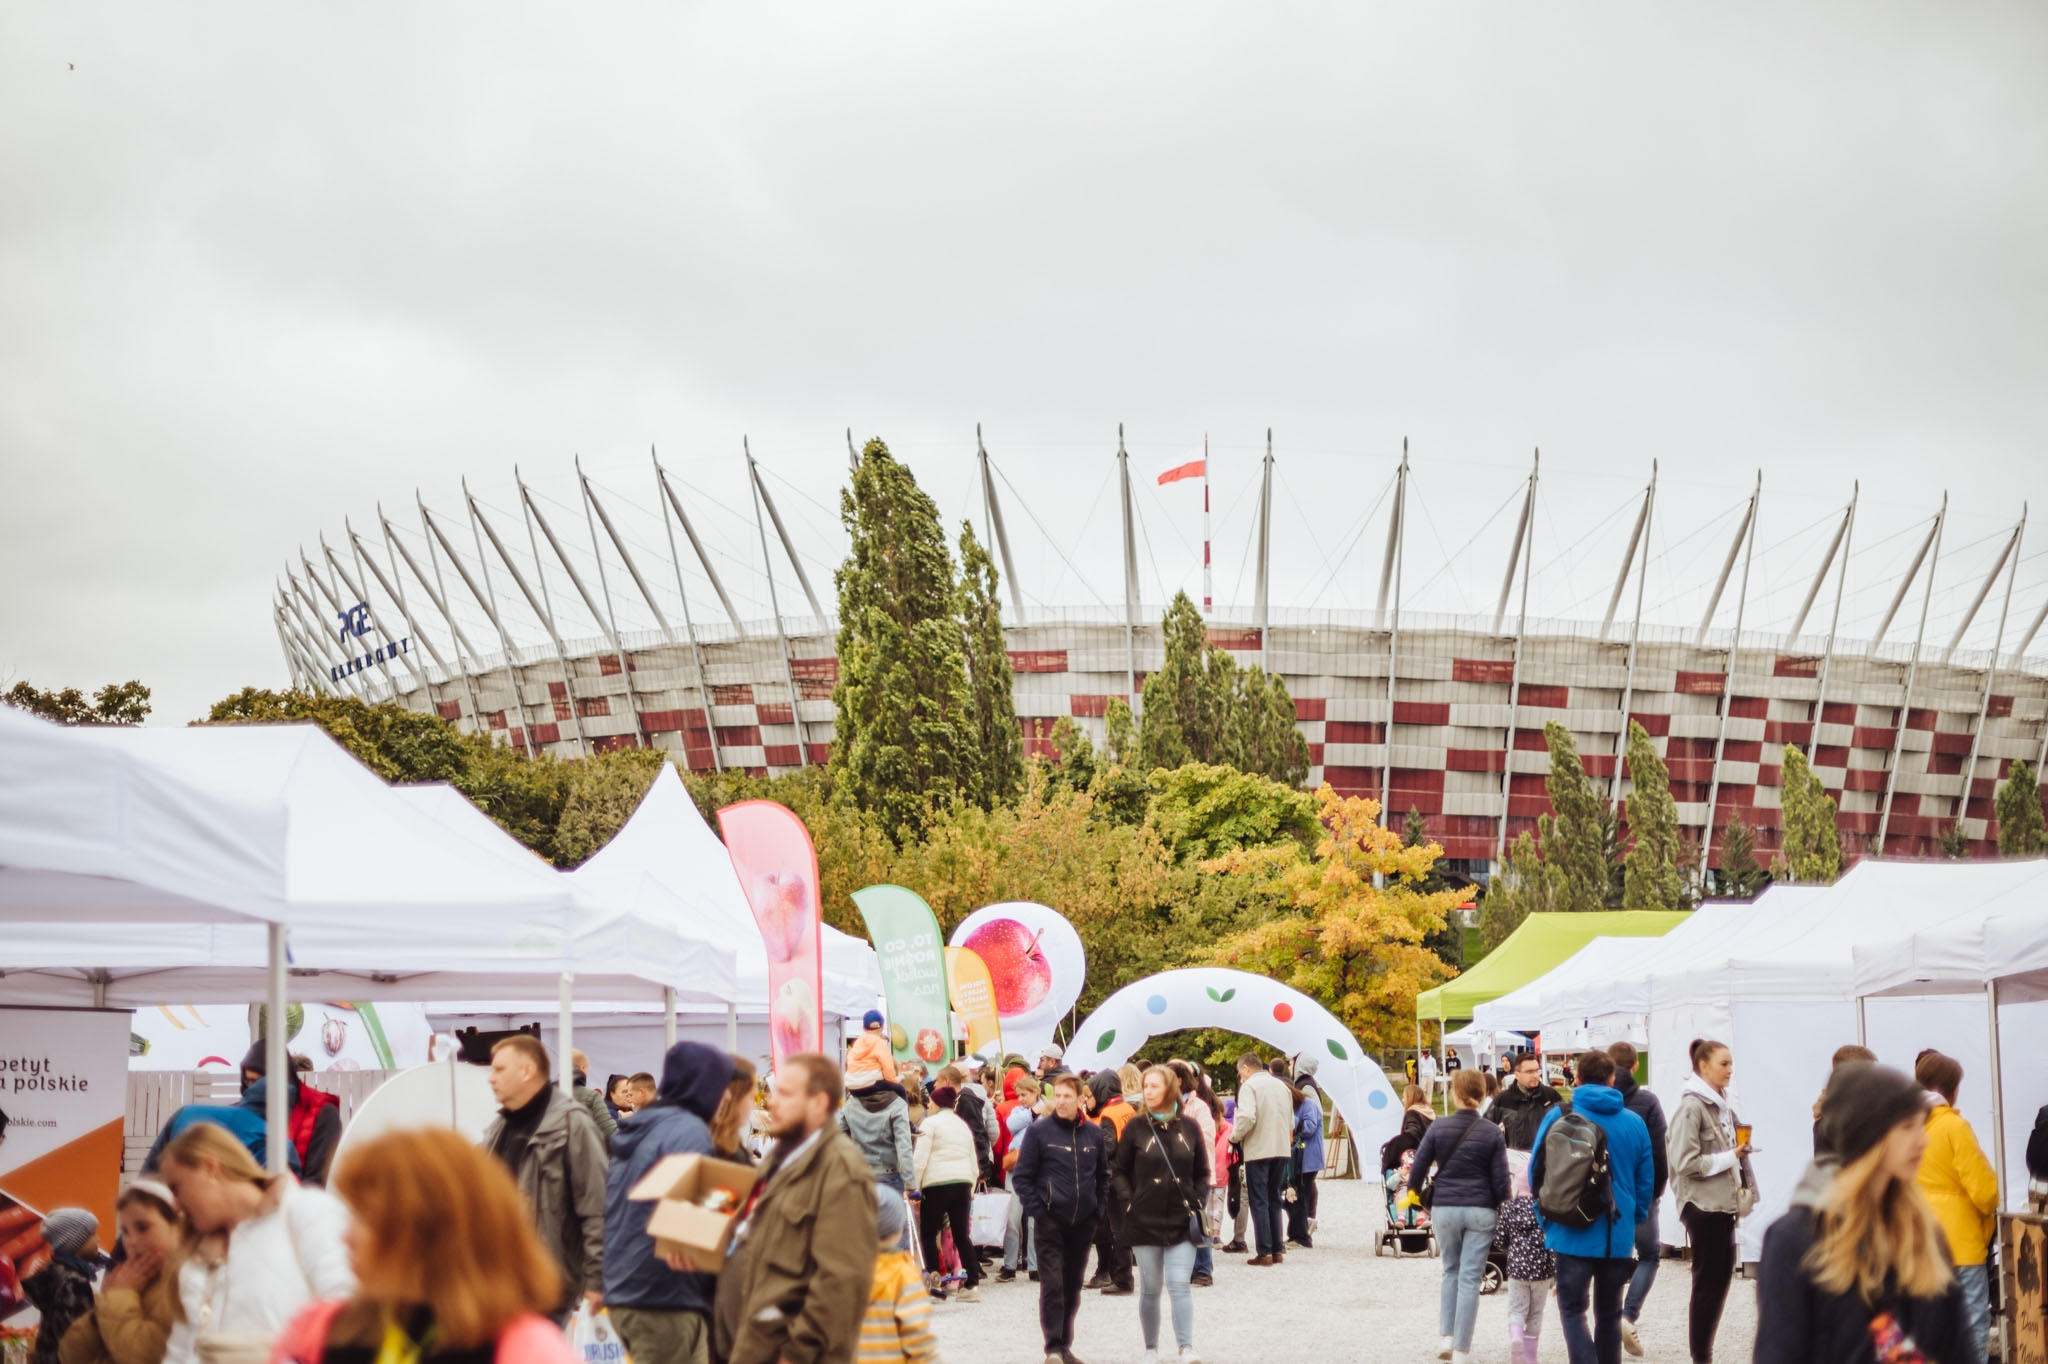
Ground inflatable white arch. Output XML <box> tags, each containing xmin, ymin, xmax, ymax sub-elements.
<box><xmin>1070</xmin><ymin>968</ymin><xmax>1402</xmax><ymax>1156</ymax></box>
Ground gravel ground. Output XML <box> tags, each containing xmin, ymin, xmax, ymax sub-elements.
<box><xmin>927</xmin><ymin>1178</ymin><xmax>1758</xmax><ymax>1363</ymax></box>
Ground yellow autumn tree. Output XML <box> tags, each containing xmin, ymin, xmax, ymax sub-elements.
<box><xmin>1202</xmin><ymin>785</ymin><xmax>1466</xmax><ymax>1055</ymax></box>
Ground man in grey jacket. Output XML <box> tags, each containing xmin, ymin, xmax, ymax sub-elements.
<box><xmin>840</xmin><ymin>1074</ymin><xmax>916</xmax><ymax>1247</ymax></box>
<box><xmin>1229</xmin><ymin>1053</ymin><xmax>1295</xmax><ymax>1266</ymax></box>
<box><xmin>483</xmin><ymin>1034</ymin><xmax>611</xmax><ymax>1323</ymax></box>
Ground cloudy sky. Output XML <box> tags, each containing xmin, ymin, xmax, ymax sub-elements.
<box><xmin>4</xmin><ymin>3</ymin><xmax>2046</xmax><ymax>724</ymax></box>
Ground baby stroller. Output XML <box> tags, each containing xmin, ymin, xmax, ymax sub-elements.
<box><xmin>1376</xmin><ymin>1147</ymin><xmax>1438</xmax><ymax>1258</ymax></box>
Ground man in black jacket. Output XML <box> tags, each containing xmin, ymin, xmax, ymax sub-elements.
<box><xmin>1013</xmin><ymin>1073</ymin><xmax>1110</xmax><ymax>1364</ymax></box>
<box><xmin>1486</xmin><ymin>1051</ymin><xmax>1562</xmax><ymax>1151</ymax></box>
<box><xmin>1610</xmin><ymin>1040</ymin><xmax>1669</xmax><ymax>1356</ymax></box>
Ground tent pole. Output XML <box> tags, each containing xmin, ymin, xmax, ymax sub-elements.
<box><xmin>1989</xmin><ymin>978</ymin><xmax>2012</xmax><ymax>1364</ymax></box>
<box><xmin>726</xmin><ymin>1002</ymin><xmax>739</xmax><ymax>1053</ymax></box>
<box><xmin>1854</xmin><ymin>995</ymin><xmax>1867</xmax><ymax>1048</ymax></box>
<box><xmin>665</xmin><ymin>987</ymin><xmax>679</xmax><ymax>1049</ymax></box>
<box><xmin>266</xmin><ymin>925</ymin><xmax>288</xmax><ymax>1175</ymax></box>
<box><xmin>558</xmin><ymin>973</ymin><xmax>575</xmax><ymax>1094</ymax></box>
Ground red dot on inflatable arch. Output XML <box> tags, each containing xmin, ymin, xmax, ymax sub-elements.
<box><xmin>1272</xmin><ymin>1002</ymin><xmax>1294</xmax><ymax>1023</ymax></box>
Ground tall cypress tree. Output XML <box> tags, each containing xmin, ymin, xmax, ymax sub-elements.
<box><xmin>831</xmin><ymin>439</ymin><xmax>974</xmax><ymax>839</ymax></box>
<box><xmin>1779</xmin><ymin>744</ymin><xmax>1842</xmax><ymax>882</ymax></box>
<box><xmin>1995</xmin><ymin>760</ymin><xmax>2046</xmax><ymax>856</ymax></box>
<box><xmin>1622</xmin><ymin>721</ymin><xmax>1684</xmax><ymax>909</ymax></box>
<box><xmin>1137</xmin><ymin>590</ymin><xmax>1309</xmax><ymax>785</ymax></box>
<box><xmin>956</xmin><ymin>522</ymin><xmax>1021</xmax><ymax>808</ymax></box>
<box><xmin>1716</xmin><ymin>816</ymin><xmax>1769</xmax><ymax>898</ymax></box>
<box><xmin>1103</xmin><ymin>696</ymin><xmax>1138</xmax><ymax>765</ymax></box>
<box><xmin>1230</xmin><ymin>663</ymin><xmax>1311</xmax><ymax>787</ymax></box>
<box><xmin>1540</xmin><ymin>721</ymin><xmax>1611</xmax><ymax>913</ymax></box>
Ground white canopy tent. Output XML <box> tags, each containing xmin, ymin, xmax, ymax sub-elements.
<box><xmin>1472</xmin><ymin>936</ymin><xmax>1665</xmax><ymax>1039</ymax></box>
<box><xmin>567</xmin><ymin>765</ymin><xmax>882</xmax><ymax>1020</ymax></box>
<box><xmin>1440</xmin><ymin>1022</ymin><xmax>1529</xmax><ymax>1071</ymax></box>
<box><xmin>1641</xmin><ymin>858</ymin><xmax>2048</xmax><ymax>1259</ymax></box>
<box><xmin>1848</xmin><ymin>859</ymin><xmax>2048</xmax><ymax>1215</ymax></box>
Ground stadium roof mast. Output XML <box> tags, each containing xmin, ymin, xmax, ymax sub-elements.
<box><xmin>977</xmin><ymin>425</ymin><xmax>1026</xmax><ymax>622</ymax></box>
<box><xmin>381</xmin><ymin>505</ymin><xmax>496</xmax><ymax>743</ymax></box>
<box><xmin>1958</xmin><ymin>507</ymin><xmax>2027</xmax><ymax>833</ymax></box>
<box><xmin>1607</xmin><ymin>462</ymin><xmax>1659</xmax><ymax>811</ymax></box>
<box><xmin>1801</xmin><ymin>484</ymin><xmax>1859</xmax><ymax>763</ymax></box>
<box><xmin>1118</xmin><ymin>426</ymin><xmax>1140</xmax><ymax>706</ymax></box>
<box><xmin>518</xmin><ymin>462</ymin><xmax>650</xmax><ymax>748</ymax></box>
<box><xmin>470</xmin><ymin>477</ymin><xmax>590</xmax><ymax>759</ymax></box>
<box><xmin>272</xmin><ymin>588</ymin><xmax>322</xmax><ymax>690</ymax></box>
<box><xmin>284</xmin><ymin>564</ymin><xmax>365</xmax><ymax>701</ymax></box>
<box><xmin>1875</xmin><ymin>496</ymin><xmax>1948</xmax><ymax>853</ymax></box>
<box><xmin>352</xmin><ymin>514</ymin><xmax>485</xmax><ymax>734</ymax></box>
<box><xmin>275</xmin><ymin>578</ymin><xmax>329</xmax><ymax>690</ymax></box>
<box><xmin>291</xmin><ymin>557</ymin><xmax>365</xmax><ymax>700</ymax></box>
<box><xmin>323</xmin><ymin>532</ymin><xmax>433</xmax><ymax>707</ymax></box>
<box><xmin>1379</xmin><ymin>440</ymin><xmax>1409</xmax><ymax>832</ymax></box>
<box><xmin>419</xmin><ymin>497</ymin><xmax>537</xmax><ymax>758</ymax></box>
<box><xmin>745</xmin><ymin>437</ymin><xmax>813</xmax><ymax>762</ymax></box>
<box><xmin>1494</xmin><ymin>451</ymin><xmax>1540</xmax><ymax>865</ymax></box>
<box><xmin>1699</xmin><ymin>472</ymin><xmax>1762</xmax><ymax>878</ymax></box>
<box><xmin>580</xmin><ymin>458</ymin><xmax>683</xmax><ymax>749</ymax></box>
<box><xmin>650</xmin><ymin>448</ymin><xmax>724</xmax><ymax>772</ymax></box>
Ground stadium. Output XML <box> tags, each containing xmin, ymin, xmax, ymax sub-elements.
<box><xmin>273</xmin><ymin>438</ymin><xmax>2048</xmax><ymax>877</ymax></box>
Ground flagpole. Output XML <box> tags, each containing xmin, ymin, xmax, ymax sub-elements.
<box><xmin>1202</xmin><ymin>434</ymin><xmax>1212</xmax><ymax>616</ymax></box>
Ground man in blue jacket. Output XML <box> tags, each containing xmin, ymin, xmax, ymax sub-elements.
<box><xmin>603</xmin><ymin>1041</ymin><xmax>734</xmax><ymax>1364</ymax></box>
<box><xmin>1530</xmin><ymin>1050</ymin><xmax>1656</xmax><ymax>1364</ymax></box>
<box><xmin>1012</xmin><ymin>1072</ymin><xmax>1109</xmax><ymax>1364</ymax></box>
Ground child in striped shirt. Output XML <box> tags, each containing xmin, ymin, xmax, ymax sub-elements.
<box><xmin>862</xmin><ymin>1188</ymin><xmax>939</xmax><ymax>1364</ymax></box>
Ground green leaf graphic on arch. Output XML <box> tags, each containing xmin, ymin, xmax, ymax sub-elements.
<box><xmin>1204</xmin><ymin>986</ymin><xmax>1236</xmax><ymax>1003</ymax></box>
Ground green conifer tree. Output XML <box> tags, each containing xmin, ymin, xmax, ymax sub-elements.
<box><xmin>956</xmin><ymin>522</ymin><xmax>1021</xmax><ymax>809</ymax></box>
<box><xmin>1229</xmin><ymin>663</ymin><xmax>1311</xmax><ymax>787</ymax></box>
<box><xmin>1995</xmin><ymin>760</ymin><xmax>2046</xmax><ymax>856</ymax></box>
<box><xmin>1937</xmin><ymin>819</ymin><xmax>1971</xmax><ymax>860</ymax></box>
<box><xmin>1103</xmin><ymin>696</ymin><xmax>1138</xmax><ymax>766</ymax></box>
<box><xmin>1540</xmin><ymin>721</ymin><xmax>1611</xmax><ymax>913</ymax></box>
<box><xmin>1622</xmin><ymin>721</ymin><xmax>1684</xmax><ymax>910</ymax></box>
<box><xmin>831</xmin><ymin>439</ymin><xmax>974</xmax><ymax>839</ymax></box>
<box><xmin>1716</xmin><ymin>815</ymin><xmax>1769</xmax><ymax>898</ymax></box>
<box><xmin>1779</xmin><ymin>744</ymin><xmax>1842</xmax><ymax>882</ymax></box>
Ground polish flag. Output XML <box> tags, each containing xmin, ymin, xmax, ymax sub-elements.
<box><xmin>1157</xmin><ymin>453</ymin><xmax>1206</xmax><ymax>486</ymax></box>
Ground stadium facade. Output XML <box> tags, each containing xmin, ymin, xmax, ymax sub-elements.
<box><xmin>276</xmin><ymin>445</ymin><xmax>2048</xmax><ymax>875</ymax></box>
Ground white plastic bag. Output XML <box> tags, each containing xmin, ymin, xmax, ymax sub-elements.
<box><xmin>566</xmin><ymin>1304</ymin><xmax>630</xmax><ymax>1364</ymax></box>
<box><xmin>970</xmin><ymin>1189</ymin><xmax>1014</xmax><ymax>1248</ymax></box>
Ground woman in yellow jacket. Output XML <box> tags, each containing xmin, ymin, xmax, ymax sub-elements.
<box><xmin>1915</xmin><ymin>1051</ymin><xmax>1998</xmax><ymax>1359</ymax></box>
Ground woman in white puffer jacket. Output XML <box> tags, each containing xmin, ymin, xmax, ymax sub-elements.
<box><xmin>156</xmin><ymin>1123</ymin><xmax>355</xmax><ymax>1364</ymax></box>
<box><xmin>911</xmin><ymin>1083</ymin><xmax>984</xmax><ymax>1300</ymax></box>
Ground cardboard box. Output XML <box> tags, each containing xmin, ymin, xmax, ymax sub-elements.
<box><xmin>627</xmin><ymin>1153</ymin><xmax>760</xmax><ymax>1268</ymax></box>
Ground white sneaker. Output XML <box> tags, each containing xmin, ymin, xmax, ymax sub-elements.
<box><xmin>1621</xmin><ymin>1318</ymin><xmax>1642</xmax><ymax>1356</ymax></box>
<box><xmin>1140</xmin><ymin>1352</ymin><xmax>1160</xmax><ymax>1364</ymax></box>
<box><xmin>953</xmin><ymin>1286</ymin><xmax>978</xmax><ymax>1303</ymax></box>
<box><xmin>1178</xmin><ymin>1350</ymin><xmax>1202</xmax><ymax>1364</ymax></box>
<box><xmin>1451</xmin><ymin>1353</ymin><xmax>1470</xmax><ymax>1364</ymax></box>
<box><xmin>1438</xmin><ymin>1337</ymin><xmax>1454</xmax><ymax>1361</ymax></box>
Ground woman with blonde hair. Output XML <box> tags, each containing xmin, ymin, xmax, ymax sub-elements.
<box><xmin>60</xmin><ymin>1181</ymin><xmax>183</xmax><ymax>1364</ymax></box>
<box><xmin>708</xmin><ymin>1056</ymin><xmax>759</xmax><ymax>1163</ymax></box>
<box><xmin>271</xmin><ymin>1128</ymin><xmax>574</xmax><ymax>1364</ymax></box>
<box><xmin>157</xmin><ymin>1122</ymin><xmax>353</xmax><ymax>1364</ymax></box>
<box><xmin>1755</xmin><ymin>1062</ymin><xmax>1976</xmax><ymax>1363</ymax></box>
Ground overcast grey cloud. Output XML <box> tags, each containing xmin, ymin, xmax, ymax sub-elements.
<box><xmin>4</xmin><ymin>3</ymin><xmax>2046</xmax><ymax>724</ymax></box>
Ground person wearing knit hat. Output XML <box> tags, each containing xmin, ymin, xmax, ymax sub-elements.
<box><xmin>912</xmin><ymin>1084</ymin><xmax>982</xmax><ymax>1301</ymax></box>
<box><xmin>861</xmin><ymin>1188</ymin><xmax>938</xmax><ymax>1363</ymax></box>
<box><xmin>21</xmin><ymin>1210</ymin><xmax>102</xmax><ymax>1364</ymax></box>
<box><xmin>1754</xmin><ymin>1063</ymin><xmax>1976</xmax><ymax>1364</ymax></box>
<box><xmin>846</xmin><ymin>1011</ymin><xmax>901</xmax><ymax>1086</ymax></box>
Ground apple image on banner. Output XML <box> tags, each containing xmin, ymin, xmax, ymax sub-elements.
<box><xmin>753</xmin><ymin>870</ymin><xmax>815</xmax><ymax>964</ymax></box>
<box><xmin>948</xmin><ymin>902</ymin><xmax>1085</xmax><ymax>1059</ymax></box>
<box><xmin>770</xmin><ymin>978</ymin><xmax>815</xmax><ymax>1058</ymax></box>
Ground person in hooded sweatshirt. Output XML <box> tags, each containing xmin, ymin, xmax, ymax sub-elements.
<box><xmin>841</xmin><ymin>1067</ymin><xmax>917</xmax><ymax>1249</ymax></box>
<box><xmin>1664</xmin><ymin>1039</ymin><xmax>1756</xmax><ymax>1364</ymax></box>
<box><xmin>602</xmin><ymin>1042</ymin><xmax>739</xmax><ymax>1364</ymax></box>
<box><xmin>1605</xmin><ymin>1041</ymin><xmax>1668</xmax><ymax>1358</ymax></box>
<box><xmin>1529</xmin><ymin>1050</ymin><xmax>1655</xmax><ymax>1364</ymax></box>
<box><xmin>141</xmin><ymin>1043</ymin><xmax>307</xmax><ymax>1179</ymax></box>
<box><xmin>1755</xmin><ymin>1062</ymin><xmax>1976</xmax><ymax>1364</ymax></box>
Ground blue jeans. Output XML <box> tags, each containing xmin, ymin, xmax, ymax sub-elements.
<box><xmin>1555</xmin><ymin>1253</ymin><xmax>1634</xmax><ymax>1364</ymax></box>
<box><xmin>1623</xmin><ymin>1203</ymin><xmax>1659</xmax><ymax>1323</ymax></box>
<box><xmin>1956</xmin><ymin>1262</ymin><xmax>1990</xmax><ymax>1361</ymax></box>
<box><xmin>1244</xmin><ymin>1157</ymin><xmax>1289</xmax><ymax>1257</ymax></box>
<box><xmin>1433</xmin><ymin>1205</ymin><xmax>1498</xmax><ymax>1353</ymax></box>
<box><xmin>1132</xmin><ymin>1240</ymin><xmax>1196</xmax><ymax>1351</ymax></box>
<box><xmin>1003</xmin><ymin>1193</ymin><xmax>1038</xmax><ymax>1272</ymax></box>
<box><xmin>1193</xmin><ymin>1216</ymin><xmax>1212</xmax><ymax>1278</ymax></box>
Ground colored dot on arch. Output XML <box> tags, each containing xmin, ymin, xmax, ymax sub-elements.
<box><xmin>1272</xmin><ymin>1002</ymin><xmax>1294</xmax><ymax>1023</ymax></box>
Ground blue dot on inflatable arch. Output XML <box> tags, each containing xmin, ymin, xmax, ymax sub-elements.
<box><xmin>1146</xmin><ymin>994</ymin><xmax>1168</xmax><ymax>1015</ymax></box>
<box><xmin>1368</xmin><ymin>1090</ymin><xmax>1389</xmax><ymax>1109</ymax></box>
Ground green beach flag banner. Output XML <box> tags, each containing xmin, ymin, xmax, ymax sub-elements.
<box><xmin>852</xmin><ymin>884</ymin><xmax>953</xmax><ymax>1067</ymax></box>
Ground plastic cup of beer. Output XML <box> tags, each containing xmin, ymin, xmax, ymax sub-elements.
<box><xmin>1734</xmin><ymin>1123</ymin><xmax>1753</xmax><ymax>1148</ymax></box>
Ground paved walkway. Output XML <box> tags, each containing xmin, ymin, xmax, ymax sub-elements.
<box><xmin>927</xmin><ymin>1177</ymin><xmax>1758</xmax><ymax>1362</ymax></box>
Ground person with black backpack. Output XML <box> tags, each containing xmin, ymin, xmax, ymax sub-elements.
<box><xmin>1528</xmin><ymin>1050</ymin><xmax>1655</xmax><ymax>1364</ymax></box>
<box><xmin>1408</xmin><ymin>1070</ymin><xmax>1509</xmax><ymax>1364</ymax></box>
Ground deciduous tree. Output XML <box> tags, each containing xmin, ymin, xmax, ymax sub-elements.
<box><xmin>1622</xmin><ymin>721</ymin><xmax>1684</xmax><ymax>910</ymax></box>
<box><xmin>5</xmin><ymin>679</ymin><xmax>151</xmax><ymax>725</ymax></box>
<box><xmin>1715</xmin><ymin>816</ymin><xmax>1769</xmax><ymax>899</ymax></box>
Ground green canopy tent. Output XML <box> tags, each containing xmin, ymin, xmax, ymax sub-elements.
<box><xmin>1414</xmin><ymin>910</ymin><xmax>1690</xmax><ymax>1059</ymax></box>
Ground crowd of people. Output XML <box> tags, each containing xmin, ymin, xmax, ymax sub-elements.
<box><xmin>1389</xmin><ymin>1037</ymin><xmax>2021</xmax><ymax>1364</ymax></box>
<box><xmin>9</xmin><ymin>1021</ymin><xmax>2048</xmax><ymax>1364</ymax></box>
